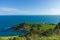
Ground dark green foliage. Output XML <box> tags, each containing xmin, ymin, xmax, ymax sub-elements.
<box><xmin>9</xmin><ymin>38</ymin><xmax>11</xmax><ymax>40</ymax></box>
<box><xmin>13</xmin><ymin>37</ymin><xmax>16</xmax><ymax>40</ymax></box>
<box><xmin>57</xmin><ymin>22</ymin><xmax>60</xmax><ymax>26</ymax></box>
<box><xmin>41</xmin><ymin>29</ymin><xmax>53</xmax><ymax>36</ymax></box>
<box><xmin>55</xmin><ymin>22</ymin><xmax>60</xmax><ymax>29</ymax></box>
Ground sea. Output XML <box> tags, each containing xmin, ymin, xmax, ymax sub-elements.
<box><xmin>0</xmin><ymin>15</ymin><xmax>60</xmax><ymax>36</ymax></box>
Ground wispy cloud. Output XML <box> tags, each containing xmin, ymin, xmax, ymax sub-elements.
<box><xmin>0</xmin><ymin>7</ymin><xmax>60</xmax><ymax>15</ymax></box>
<box><xmin>33</xmin><ymin>9</ymin><xmax>60</xmax><ymax>15</ymax></box>
<box><xmin>0</xmin><ymin>7</ymin><xmax>31</xmax><ymax>13</ymax></box>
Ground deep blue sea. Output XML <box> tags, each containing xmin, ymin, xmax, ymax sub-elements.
<box><xmin>0</xmin><ymin>15</ymin><xmax>60</xmax><ymax>36</ymax></box>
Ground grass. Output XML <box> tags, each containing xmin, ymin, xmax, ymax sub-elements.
<box><xmin>0</xmin><ymin>35</ymin><xmax>60</xmax><ymax>40</ymax></box>
<box><xmin>42</xmin><ymin>24</ymin><xmax>56</xmax><ymax>30</ymax></box>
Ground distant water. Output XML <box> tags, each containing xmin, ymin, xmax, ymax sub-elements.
<box><xmin>0</xmin><ymin>15</ymin><xmax>60</xmax><ymax>36</ymax></box>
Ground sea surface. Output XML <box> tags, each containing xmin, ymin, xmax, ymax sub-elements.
<box><xmin>0</xmin><ymin>15</ymin><xmax>60</xmax><ymax>36</ymax></box>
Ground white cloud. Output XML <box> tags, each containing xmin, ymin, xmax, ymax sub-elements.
<box><xmin>0</xmin><ymin>7</ymin><xmax>31</xmax><ymax>13</ymax></box>
<box><xmin>0</xmin><ymin>7</ymin><xmax>60</xmax><ymax>15</ymax></box>
<box><xmin>32</xmin><ymin>9</ymin><xmax>60</xmax><ymax>15</ymax></box>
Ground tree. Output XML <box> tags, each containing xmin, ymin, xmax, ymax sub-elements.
<box><xmin>13</xmin><ymin>37</ymin><xmax>16</xmax><ymax>40</ymax></box>
<box><xmin>57</xmin><ymin>22</ymin><xmax>60</xmax><ymax>28</ymax></box>
<box><xmin>55</xmin><ymin>22</ymin><xmax>60</xmax><ymax>29</ymax></box>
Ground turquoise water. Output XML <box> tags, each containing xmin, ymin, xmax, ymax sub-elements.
<box><xmin>0</xmin><ymin>15</ymin><xmax>60</xmax><ymax>36</ymax></box>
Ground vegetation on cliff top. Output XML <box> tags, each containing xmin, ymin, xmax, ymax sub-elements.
<box><xmin>1</xmin><ymin>22</ymin><xmax>60</xmax><ymax>40</ymax></box>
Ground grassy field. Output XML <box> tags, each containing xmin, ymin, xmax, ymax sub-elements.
<box><xmin>41</xmin><ymin>24</ymin><xmax>56</xmax><ymax>30</ymax></box>
<box><xmin>0</xmin><ymin>35</ymin><xmax>60</xmax><ymax>40</ymax></box>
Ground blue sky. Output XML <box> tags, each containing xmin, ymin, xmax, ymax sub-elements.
<box><xmin>0</xmin><ymin>0</ymin><xmax>60</xmax><ymax>15</ymax></box>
